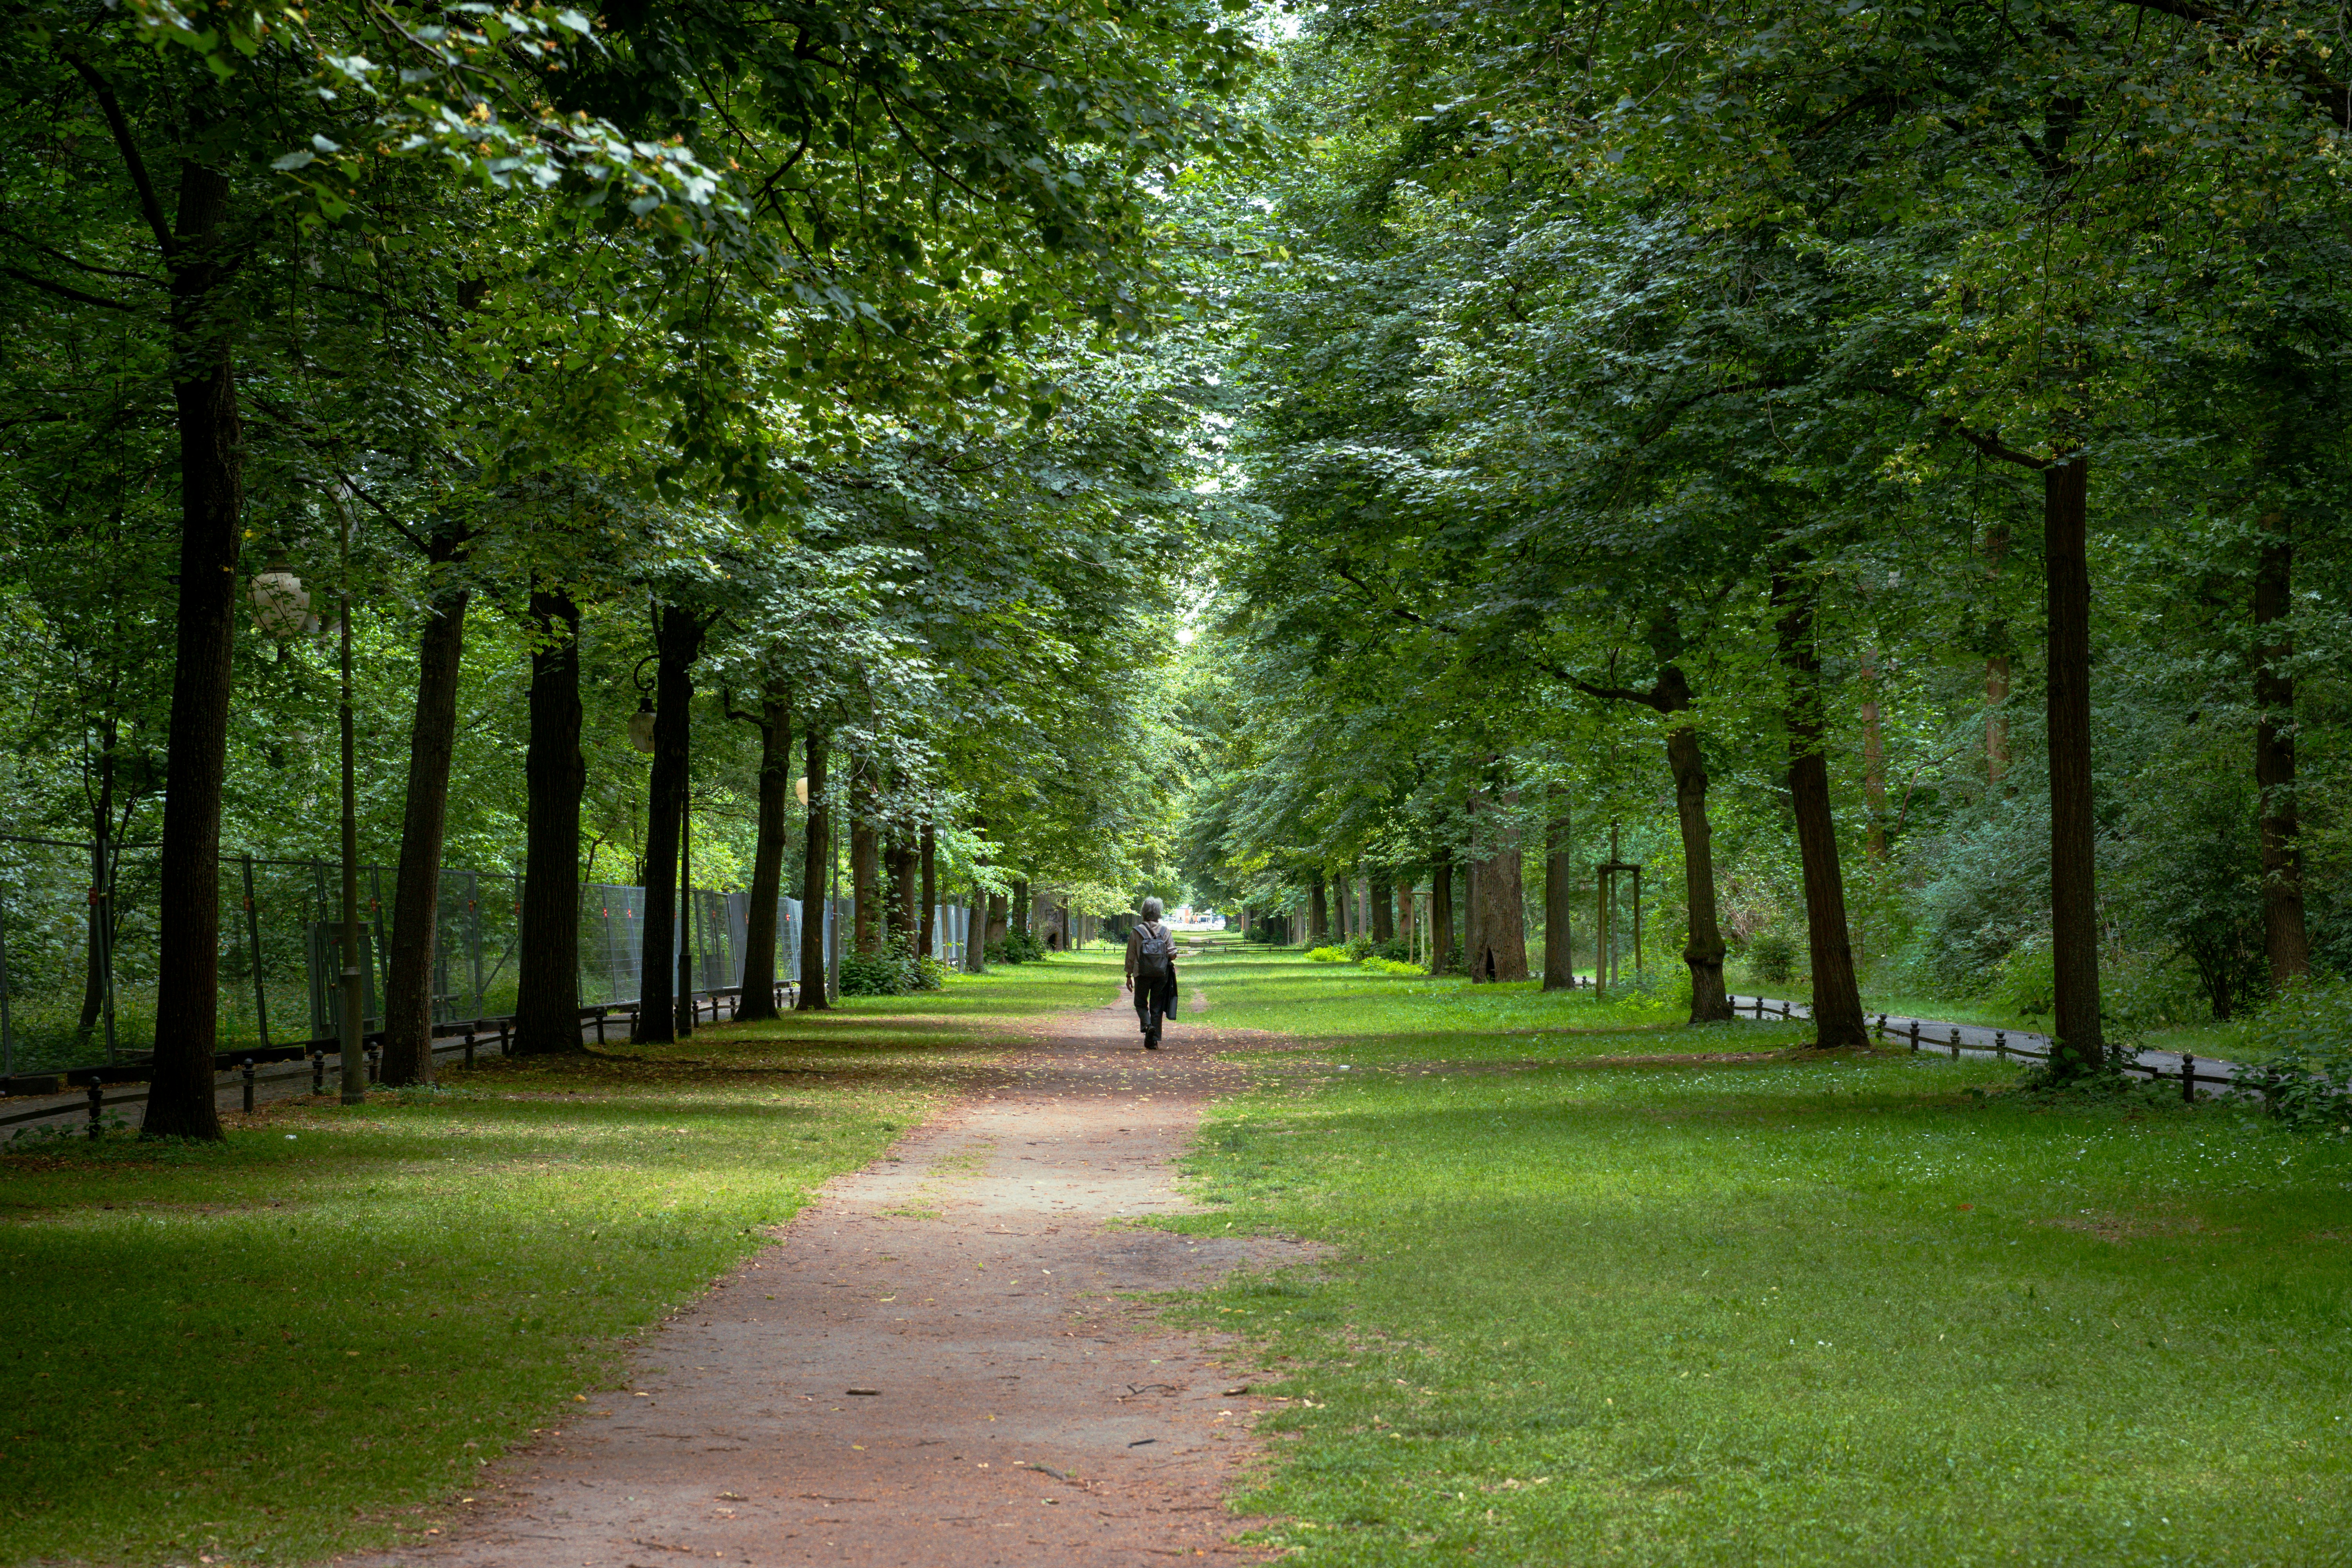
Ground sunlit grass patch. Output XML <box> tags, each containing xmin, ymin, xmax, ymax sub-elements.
<box><xmin>1177</xmin><ymin>951</ymin><xmax>2352</xmax><ymax>1564</ymax></box>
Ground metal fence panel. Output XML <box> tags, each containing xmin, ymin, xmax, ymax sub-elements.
<box><xmin>0</xmin><ymin>833</ymin><xmax>973</xmax><ymax>1077</ymax></box>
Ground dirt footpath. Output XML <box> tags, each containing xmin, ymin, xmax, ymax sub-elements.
<box><xmin>372</xmin><ymin>990</ymin><xmax>1303</xmax><ymax>1567</ymax></box>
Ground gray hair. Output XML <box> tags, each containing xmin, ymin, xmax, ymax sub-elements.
<box><xmin>1140</xmin><ymin>896</ymin><xmax>1164</xmax><ymax>920</ymax></box>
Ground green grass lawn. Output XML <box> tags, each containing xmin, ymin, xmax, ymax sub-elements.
<box><xmin>1176</xmin><ymin>946</ymin><xmax>2352</xmax><ymax>1565</ymax></box>
<box><xmin>0</xmin><ymin>953</ymin><xmax>1105</xmax><ymax>1567</ymax></box>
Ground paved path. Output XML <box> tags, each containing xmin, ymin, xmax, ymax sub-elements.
<box><xmin>363</xmin><ymin>990</ymin><xmax>1298</xmax><ymax>1567</ymax></box>
<box><xmin>1726</xmin><ymin>993</ymin><xmax>2250</xmax><ymax>1091</ymax></box>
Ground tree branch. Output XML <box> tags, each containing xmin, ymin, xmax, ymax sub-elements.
<box><xmin>1</xmin><ymin>265</ymin><xmax>136</xmax><ymax>312</ymax></box>
<box><xmin>65</xmin><ymin>56</ymin><xmax>178</xmax><ymax>261</ymax></box>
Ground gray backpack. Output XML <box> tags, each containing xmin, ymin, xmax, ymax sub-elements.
<box><xmin>1133</xmin><ymin>922</ymin><xmax>1176</xmax><ymax>983</ymax></box>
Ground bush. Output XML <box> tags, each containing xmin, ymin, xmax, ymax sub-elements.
<box><xmin>986</xmin><ymin>931</ymin><xmax>1047</xmax><ymax>965</ymax></box>
<box><xmin>1373</xmin><ymin>937</ymin><xmax>1413</xmax><ymax>963</ymax></box>
<box><xmin>1750</xmin><ymin>931</ymin><xmax>1797</xmax><ymax>985</ymax></box>
<box><xmin>1343</xmin><ymin>933</ymin><xmax>1376</xmax><ymax>960</ymax></box>
<box><xmin>1306</xmin><ymin>945</ymin><xmax>1351</xmax><ymax>964</ymax></box>
<box><xmin>839</xmin><ymin>950</ymin><xmax>909</xmax><ymax>996</ymax></box>
<box><xmin>2236</xmin><ymin>978</ymin><xmax>2352</xmax><ymax>1133</ymax></box>
<box><xmin>1996</xmin><ymin>939</ymin><xmax>2055</xmax><ymax>1018</ymax></box>
<box><xmin>838</xmin><ymin>939</ymin><xmax>946</xmax><ymax>996</ymax></box>
<box><xmin>1360</xmin><ymin>956</ymin><xmax>1428</xmax><ymax>976</ymax></box>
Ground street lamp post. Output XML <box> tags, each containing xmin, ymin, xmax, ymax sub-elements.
<box><xmin>249</xmin><ymin>501</ymin><xmax>365</xmax><ymax>1104</ymax></box>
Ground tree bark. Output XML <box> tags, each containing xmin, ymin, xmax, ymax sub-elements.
<box><xmin>1465</xmin><ymin>784</ymin><xmax>1530</xmax><ymax>983</ymax></box>
<box><xmin>737</xmin><ymin>690</ymin><xmax>793</xmax><ymax>1022</ymax></box>
<box><xmin>1543</xmin><ymin>802</ymin><xmax>1575</xmax><ymax>992</ymax></box>
<box><xmin>1663</xmin><ymin>721</ymin><xmax>1733</xmax><ymax>1024</ymax></box>
<box><xmin>144</xmin><ymin>156</ymin><xmax>240</xmax><ymax>1141</ymax></box>
<box><xmin>794</xmin><ymin>728</ymin><xmax>831</xmax><ymax>1010</ymax></box>
<box><xmin>2253</xmin><ymin>508</ymin><xmax>2312</xmax><ymax>988</ymax></box>
<box><xmin>1982</xmin><ymin>524</ymin><xmax>2012</xmax><ymax>788</ymax></box>
<box><xmin>1308</xmin><ymin>879</ymin><xmax>1329</xmax><ymax>946</ymax></box>
<box><xmin>889</xmin><ymin>832</ymin><xmax>917</xmax><ymax>952</ymax></box>
<box><xmin>632</xmin><ymin>605</ymin><xmax>702</xmax><ymax>1045</ymax></box>
<box><xmin>1985</xmin><ymin>655</ymin><xmax>2012</xmax><ymax>786</ymax></box>
<box><xmin>2044</xmin><ymin>457</ymin><xmax>2105</xmax><ymax>1072</ymax></box>
<box><xmin>1395</xmin><ymin>879</ymin><xmax>1415</xmax><ymax>953</ymax></box>
<box><xmin>78</xmin><ymin>720</ymin><xmax>117</xmax><ymax>1045</ymax></box>
<box><xmin>1428</xmin><ymin>850</ymin><xmax>1452</xmax><ymax>975</ymax></box>
<box><xmin>1775</xmin><ymin>572</ymin><xmax>1867</xmax><ymax>1049</ymax></box>
<box><xmin>919</xmin><ymin>820</ymin><xmax>937</xmax><ymax>960</ymax></box>
<box><xmin>850</xmin><ymin>759</ymin><xmax>880</xmax><ymax>956</ymax></box>
<box><xmin>380</xmin><ymin>544</ymin><xmax>471</xmax><ymax>1085</ymax></box>
<box><xmin>1858</xmin><ymin>648</ymin><xmax>1889</xmax><ymax>860</ymax></box>
<box><xmin>513</xmin><ymin>589</ymin><xmax>586</xmax><ymax>1054</ymax></box>
<box><xmin>1573</xmin><ymin>664</ymin><xmax>1731</xmax><ymax>1022</ymax></box>
<box><xmin>965</xmin><ymin>880</ymin><xmax>988</xmax><ymax>973</ymax></box>
<box><xmin>1011</xmin><ymin>879</ymin><xmax>1031</xmax><ymax>938</ymax></box>
<box><xmin>1370</xmin><ymin>869</ymin><xmax>1394</xmax><ymax>943</ymax></box>
<box><xmin>985</xmin><ymin>892</ymin><xmax>1009</xmax><ymax>950</ymax></box>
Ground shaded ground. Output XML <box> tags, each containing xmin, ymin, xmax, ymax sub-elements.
<box><xmin>366</xmin><ymin>988</ymin><xmax>1308</xmax><ymax>1568</ymax></box>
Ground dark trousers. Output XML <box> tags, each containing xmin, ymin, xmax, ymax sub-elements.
<box><xmin>1135</xmin><ymin>972</ymin><xmax>1176</xmax><ymax>1033</ymax></box>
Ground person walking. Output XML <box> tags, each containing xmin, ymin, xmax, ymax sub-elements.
<box><xmin>1124</xmin><ymin>896</ymin><xmax>1179</xmax><ymax>1051</ymax></box>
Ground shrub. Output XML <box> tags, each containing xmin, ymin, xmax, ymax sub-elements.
<box><xmin>1360</xmin><ymin>956</ymin><xmax>1428</xmax><ymax>976</ymax></box>
<box><xmin>985</xmin><ymin>931</ymin><xmax>1047</xmax><ymax>965</ymax></box>
<box><xmin>838</xmin><ymin>950</ymin><xmax>909</xmax><ymax>996</ymax></box>
<box><xmin>1373</xmin><ymin>937</ymin><xmax>1413</xmax><ymax>963</ymax></box>
<box><xmin>1343</xmin><ymin>933</ymin><xmax>1376</xmax><ymax>960</ymax></box>
<box><xmin>909</xmin><ymin>954</ymin><xmax>949</xmax><ymax>993</ymax></box>
<box><xmin>1996</xmin><ymin>940</ymin><xmax>2055</xmax><ymax>1019</ymax></box>
<box><xmin>2236</xmin><ymin>978</ymin><xmax>2352</xmax><ymax>1133</ymax></box>
<box><xmin>1306</xmin><ymin>946</ymin><xmax>1352</xmax><ymax>963</ymax></box>
<box><xmin>1750</xmin><ymin>931</ymin><xmax>1797</xmax><ymax>985</ymax></box>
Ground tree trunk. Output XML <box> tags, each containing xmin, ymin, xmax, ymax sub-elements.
<box><xmin>737</xmin><ymin>690</ymin><xmax>792</xmax><ymax>1023</ymax></box>
<box><xmin>2043</xmin><ymin>457</ymin><xmax>2105</xmax><ymax>1073</ymax></box>
<box><xmin>966</xmin><ymin>880</ymin><xmax>988</xmax><ymax>973</ymax></box>
<box><xmin>1983</xmin><ymin>524</ymin><xmax>2012</xmax><ymax>788</ymax></box>
<box><xmin>1308</xmin><ymin>879</ymin><xmax>1329</xmax><ymax>946</ymax></box>
<box><xmin>78</xmin><ymin>721</ymin><xmax>117</xmax><ymax>1044</ymax></box>
<box><xmin>1011</xmin><ymin>879</ymin><xmax>1031</xmax><ymax>938</ymax></box>
<box><xmin>1543</xmin><ymin>802</ymin><xmax>1575</xmax><ymax>991</ymax></box>
<box><xmin>1465</xmin><ymin>785</ymin><xmax>1530</xmax><ymax>983</ymax></box>
<box><xmin>632</xmin><ymin>605</ymin><xmax>701</xmax><ymax>1045</ymax></box>
<box><xmin>1775</xmin><ymin>572</ymin><xmax>1867</xmax><ymax>1049</ymax></box>
<box><xmin>850</xmin><ymin>760</ymin><xmax>880</xmax><ymax>956</ymax></box>
<box><xmin>986</xmin><ymin>892</ymin><xmax>1009</xmax><ymax>950</ymax></box>
<box><xmin>889</xmin><ymin>833</ymin><xmax>917</xmax><ymax>952</ymax></box>
<box><xmin>144</xmin><ymin>158</ymin><xmax>240</xmax><ymax>1141</ymax></box>
<box><xmin>1370</xmin><ymin>869</ymin><xmax>1394</xmax><ymax>943</ymax></box>
<box><xmin>2253</xmin><ymin>508</ymin><xmax>2312</xmax><ymax>988</ymax></box>
<box><xmin>1660</xmin><ymin>722</ymin><xmax>1731</xmax><ymax>1022</ymax></box>
<box><xmin>794</xmin><ymin>728</ymin><xmax>830</xmax><ymax>1010</ymax></box>
<box><xmin>379</xmin><ymin>549</ymin><xmax>471</xmax><ymax>1085</ymax></box>
<box><xmin>513</xmin><ymin>589</ymin><xmax>586</xmax><ymax>1054</ymax></box>
<box><xmin>1428</xmin><ymin>851</ymin><xmax>1453</xmax><ymax>975</ymax></box>
<box><xmin>1985</xmin><ymin>656</ymin><xmax>2012</xmax><ymax>786</ymax></box>
<box><xmin>1395</xmin><ymin>880</ymin><xmax>1415</xmax><ymax>954</ymax></box>
<box><xmin>919</xmin><ymin>821</ymin><xmax>937</xmax><ymax>960</ymax></box>
<box><xmin>1859</xmin><ymin>647</ymin><xmax>1889</xmax><ymax>861</ymax></box>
